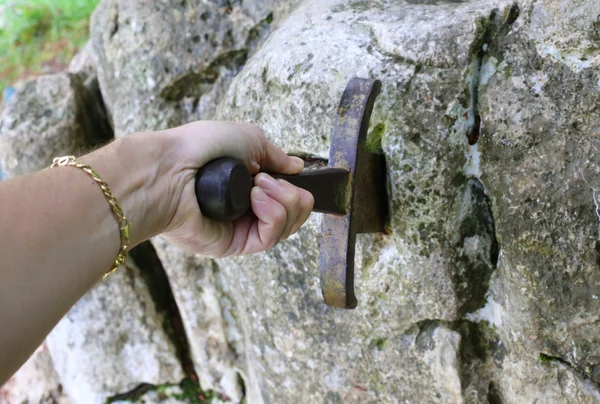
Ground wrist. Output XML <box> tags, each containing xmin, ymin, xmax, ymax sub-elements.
<box><xmin>82</xmin><ymin>131</ymin><xmax>179</xmax><ymax>247</ymax></box>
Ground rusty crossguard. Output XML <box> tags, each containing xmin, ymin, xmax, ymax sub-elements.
<box><xmin>195</xmin><ymin>77</ymin><xmax>388</xmax><ymax>309</ymax></box>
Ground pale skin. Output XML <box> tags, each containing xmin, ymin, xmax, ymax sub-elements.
<box><xmin>0</xmin><ymin>121</ymin><xmax>314</xmax><ymax>385</ymax></box>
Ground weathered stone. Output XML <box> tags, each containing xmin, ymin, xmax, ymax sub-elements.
<box><xmin>477</xmin><ymin>0</ymin><xmax>600</xmax><ymax>389</ymax></box>
<box><xmin>498</xmin><ymin>353</ymin><xmax>600</xmax><ymax>403</ymax></box>
<box><xmin>6</xmin><ymin>0</ymin><xmax>600</xmax><ymax>401</ymax></box>
<box><xmin>213</xmin><ymin>0</ymin><xmax>505</xmax><ymax>400</ymax></box>
<box><xmin>69</xmin><ymin>40</ymin><xmax>98</xmax><ymax>90</ymax></box>
<box><xmin>0</xmin><ymin>73</ymin><xmax>112</xmax><ymax>179</ymax></box>
<box><xmin>152</xmin><ymin>237</ymin><xmax>244</xmax><ymax>402</ymax></box>
<box><xmin>46</xmin><ymin>257</ymin><xmax>185</xmax><ymax>404</ymax></box>
<box><xmin>90</xmin><ymin>0</ymin><xmax>302</xmax><ymax>137</ymax></box>
<box><xmin>206</xmin><ymin>0</ymin><xmax>600</xmax><ymax>401</ymax></box>
<box><xmin>0</xmin><ymin>344</ymin><xmax>69</xmax><ymax>404</ymax></box>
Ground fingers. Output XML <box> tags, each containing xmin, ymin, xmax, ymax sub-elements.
<box><xmin>290</xmin><ymin>187</ymin><xmax>314</xmax><ymax>236</ymax></box>
<box><xmin>227</xmin><ymin>174</ymin><xmax>313</xmax><ymax>255</ymax></box>
<box><xmin>228</xmin><ymin>122</ymin><xmax>304</xmax><ymax>175</ymax></box>
<box><xmin>166</xmin><ymin>120</ymin><xmax>304</xmax><ymax>175</ymax></box>
<box><xmin>256</xmin><ymin>174</ymin><xmax>301</xmax><ymax>240</ymax></box>
<box><xmin>161</xmin><ymin>120</ymin><xmax>313</xmax><ymax>257</ymax></box>
<box><xmin>240</xmin><ymin>186</ymin><xmax>288</xmax><ymax>254</ymax></box>
<box><xmin>258</xmin><ymin>137</ymin><xmax>305</xmax><ymax>175</ymax></box>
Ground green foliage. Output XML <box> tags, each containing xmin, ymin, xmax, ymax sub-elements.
<box><xmin>172</xmin><ymin>378</ymin><xmax>217</xmax><ymax>403</ymax></box>
<box><xmin>0</xmin><ymin>0</ymin><xmax>99</xmax><ymax>91</ymax></box>
<box><xmin>366</xmin><ymin>122</ymin><xmax>385</xmax><ymax>153</ymax></box>
<box><xmin>106</xmin><ymin>378</ymin><xmax>219</xmax><ymax>403</ymax></box>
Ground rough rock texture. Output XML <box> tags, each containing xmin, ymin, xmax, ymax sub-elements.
<box><xmin>0</xmin><ymin>73</ymin><xmax>112</xmax><ymax>179</ymax></box>
<box><xmin>90</xmin><ymin>0</ymin><xmax>302</xmax><ymax>137</ymax></box>
<box><xmin>152</xmin><ymin>237</ymin><xmax>244</xmax><ymax>403</ymax></box>
<box><xmin>0</xmin><ymin>344</ymin><xmax>69</xmax><ymax>404</ymax></box>
<box><xmin>213</xmin><ymin>0</ymin><xmax>503</xmax><ymax>400</ymax></box>
<box><xmin>46</xmin><ymin>258</ymin><xmax>185</xmax><ymax>404</ymax></box>
<box><xmin>6</xmin><ymin>0</ymin><xmax>600</xmax><ymax>402</ymax></box>
<box><xmin>85</xmin><ymin>0</ymin><xmax>303</xmax><ymax>400</ymax></box>
<box><xmin>208</xmin><ymin>0</ymin><xmax>600</xmax><ymax>401</ymax></box>
<box><xmin>69</xmin><ymin>40</ymin><xmax>98</xmax><ymax>90</ymax></box>
<box><xmin>479</xmin><ymin>0</ymin><xmax>600</xmax><ymax>392</ymax></box>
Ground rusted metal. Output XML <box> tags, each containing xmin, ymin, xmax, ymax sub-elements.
<box><xmin>194</xmin><ymin>77</ymin><xmax>388</xmax><ymax>309</ymax></box>
<box><xmin>319</xmin><ymin>77</ymin><xmax>385</xmax><ymax>309</ymax></box>
<box><xmin>272</xmin><ymin>168</ymin><xmax>349</xmax><ymax>215</ymax></box>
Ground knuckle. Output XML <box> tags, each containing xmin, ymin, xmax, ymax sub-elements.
<box><xmin>263</xmin><ymin>229</ymin><xmax>282</xmax><ymax>248</ymax></box>
<box><xmin>273</xmin><ymin>204</ymin><xmax>287</xmax><ymax>222</ymax></box>
<box><xmin>303</xmin><ymin>190</ymin><xmax>315</xmax><ymax>207</ymax></box>
<box><xmin>268</xmin><ymin>234</ymin><xmax>281</xmax><ymax>248</ymax></box>
<box><xmin>279</xmin><ymin>182</ymin><xmax>301</xmax><ymax>205</ymax></box>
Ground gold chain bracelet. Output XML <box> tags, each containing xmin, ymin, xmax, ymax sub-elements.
<box><xmin>50</xmin><ymin>156</ymin><xmax>131</xmax><ymax>278</ymax></box>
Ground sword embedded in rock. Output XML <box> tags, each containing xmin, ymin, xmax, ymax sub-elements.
<box><xmin>194</xmin><ymin>77</ymin><xmax>389</xmax><ymax>309</ymax></box>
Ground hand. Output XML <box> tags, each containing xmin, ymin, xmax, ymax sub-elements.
<box><xmin>147</xmin><ymin>121</ymin><xmax>315</xmax><ymax>257</ymax></box>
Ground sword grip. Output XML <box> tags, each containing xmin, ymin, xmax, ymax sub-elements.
<box><xmin>195</xmin><ymin>158</ymin><xmax>253</xmax><ymax>221</ymax></box>
<box><xmin>195</xmin><ymin>158</ymin><xmax>350</xmax><ymax>221</ymax></box>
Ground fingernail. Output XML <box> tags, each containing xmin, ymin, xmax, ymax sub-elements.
<box><xmin>253</xmin><ymin>187</ymin><xmax>268</xmax><ymax>202</ymax></box>
<box><xmin>292</xmin><ymin>157</ymin><xmax>305</xmax><ymax>170</ymax></box>
<box><xmin>257</xmin><ymin>174</ymin><xmax>278</xmax><ymax>191</ymax></box>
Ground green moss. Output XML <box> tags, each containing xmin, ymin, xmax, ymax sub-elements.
<box><xmin>373</xmin><ymin>338</ymin><xmax>388</xmax><ymax>350</ymax></box>
<box><xmin>539</xmin><ymin>353</ymin><xmax>553</xmax><ymax>363</ymax></box>
<box><xmin>516</xmin><ymin>237</ymin><xmax>555</xmax><ymax>258</ymax></box>
<box><xmin>501</xmin><ymin>3</ymin><xmax>520</xmax><ymax>27</ymax></box>
<box><xmin>361</xmin><ymin>253</ymin><xmax>376</xmax><ymax>277</ymax></box>
<box><xmin>366</xmin><ymin>122</ymin><xmax>386</xmax><ymax>152</ymax></box>
<box><xmin>107</xmin><ymin>378</ymin><xmax>218</xmax><ymax>404</ymax></box>
<box><xmin>173</xmin><ymin>378</ymin><xmax>217</xmax><ymax>403</ymax></box>
<box><xmin>502</xmin><ymin>63</ymin><xmax>512</xmax><ymax>79</ymax></box>
<box><xmin>349</xmin><ymin>0</ymin><xmax>384</xmax><ymax>11</ymax></box>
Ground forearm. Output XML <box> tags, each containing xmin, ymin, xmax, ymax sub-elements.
<box><xmin>0</xmin><ymin>132</ymin><xmax>169</xmax><ymax>383</ymax></box>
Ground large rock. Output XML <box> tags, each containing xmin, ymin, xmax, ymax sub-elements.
<box><xmin>198</xmin><ymin>0</ymin><xmax>600</xmax><ymax>401</ymax></box>
<box><xmin>46</xmin><ymin>257</ymin><xmax>185</xmax><ymax>404</ymax></box>
<box><xmin>213</xmin><ymin>0</ymin><xmax>501</xmax><ymax>400</ymax></box>
<box><xmin>6</xmin><ymin>0</ymin><xmax>600</xmax><ymax>402</ymax></box>
<box><xmin>479</xmin><ymin>0</ymin><xmax>600</xmax><ymax>388</ymax></box>
<box><xmin>0</xmin><ymin>344</ymin><xmax>69</xmax><ymax>404</ymax></box>
<box><xmin>0</xmin><ymin>73</ymin><xmax>112</xmax><ymax>179</ymax></box>
<box><xmin>69</xmin><ymin>40</ymin><xmax>98</xmax><ymax>90</ymax></box>
<box><xmin>90</xmin><ymin>0</ymin><xmax>302</xmax><ymax>137</ymax></box>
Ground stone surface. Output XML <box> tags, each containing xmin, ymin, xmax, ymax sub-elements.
<box><xmin>209</xmin><ymin>0</ymin><xmax>600</xmax><ymax>401</ymax></box>
<box><xmin>69</xmin><ymin>40</ymin><xmax>98</xmax><ymax>90</ymax></box>
<box><xmin>152</xmin><ymin>237</ymin><xmax>244</xmax><ymax>403</ymax></box>
<box><xmin>478</xmin><ymin>0</ymin><xmax>600</xmax><ymax>390</ymax></box>
<box><xmin>0</xmin><ymin>344</ymin><xmax>69</xmax><ymax>404</ymax></box>
<box><xmin>214</xmin><ymin>0</ymin><xmax>503</xmax><ymax>400</ymax></box>
<box><xmin>46</xmin><ymin>257</ymin><xmax>185</xmax><ymax>404</ymax></box>
<box><xmin>6</xmin><ymin>0</ymin><xmax>600</xmax><ymax>402</ymax></box>
<box><xmin>90</xmin><ymin>0</ymin><xmax>302</xmax><ymax>137</ymax></box>
<box><xmin>0</xmin><ymin>73</ymin><xmax>112</xmax><ymax>179</ymax></box>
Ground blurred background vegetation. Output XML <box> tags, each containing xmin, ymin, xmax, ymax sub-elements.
<box><xmin>0</xmin><ymin>0</ymin><xmax>100</xmax><ymax>95</ymax></box>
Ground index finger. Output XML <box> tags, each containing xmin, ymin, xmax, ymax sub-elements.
<box><xmin>257</xmin><ymin>136</ymin><xmax>304</xmax><ymax>175</ymax></box>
